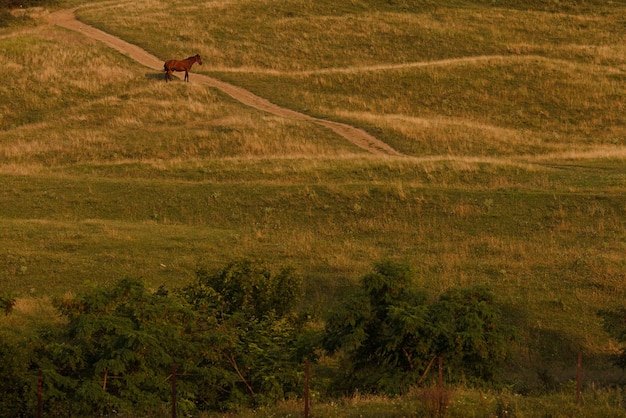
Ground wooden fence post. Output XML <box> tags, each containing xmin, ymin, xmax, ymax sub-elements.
<box><xmin>577</xmin><ymin>352</ymin><xmax>582</xmax><ymax>405</ymax></box>
<box><xmin>437</xmin><ymin>356</ymin><xmax>445</xmax><ymax>416</ymax></box>
<box><xmin>304</xmin><ymin>359</ymin><xmax>310</xmax><ymax>418</ymax></box>
<box><xmin>171</xmin><ymin>365</ymin><xmax>177</xmax><ymax>418</ymax></box>
<box><xmin>438</xmin><ymin>356</ymin><xmax>443</xmax><ymax>390</ymax></box>
<box><xmin>37</xmin><ymin>370</ymin><xmax>43</xmax><ymax>418</ymax></box>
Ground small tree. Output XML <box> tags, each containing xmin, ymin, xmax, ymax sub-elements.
<box><xmin>182</xmin><ymin>259</ymin><xmax>315</xmax><ymax>407</ymax></box>
<box><xmin>35</xmin><ymin>278</ymin><xmax>205</xmax><ymax>416</ymax></box>
<box><xmin>323</xmin><ymin>261</ymin><xmax>513</xmax><ymax>395</ymax></box>
<box><xmin>193</xmin><ymin>259</ymin><xmax>302</xmax><ymax>320</ymax></box>
<box><xmin>0</xmin><ymin>336</ymin><xmax>33</xmax><ymax>416</ymax></box>
<box><xmin>323</xmin><ymin>261</ymin><xmax>431</xmax><ymax>394</ymax></box>
<box><xmin>428</xmin><ymin>286</ymin><xmax>512</xmax><ymax>382</ymax></box>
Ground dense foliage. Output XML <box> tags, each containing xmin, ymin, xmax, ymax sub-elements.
<box><xmin>1</xmin><ymin>260</ymin><xmax>521</xmax><ymax>415</ymax></box>
<box><xmin>323</xmin><ymin>261</ymin><xmax>514</xmax><ymax>394</ymax></box>
<box><xmin>28</xmin><ymin>260</ymin><xmax>313</xmax><ymax>416</ymax></box>
<box><xmin>0</xmin><ymin>337</ymin><xmax>33</xmax><ymax>416</ymax></box>
<box><xmin>180</xmin><ymin>260</ymin><xmax>315</xmax><ymax>407</ymax></box>
<box><xmin>4</xmin><ymin>260</ymin><xmax>626</xmax><ymax>415</ymax></box>
<box><xmin>35</xmin><ymin>278</ymin><xmax>198</xmax><ymax>415</ymax></box>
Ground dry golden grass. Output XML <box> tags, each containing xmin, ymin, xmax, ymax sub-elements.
<box><xmin>336</xmin><ymin>110</ymin><xmax>532</xmax><ymax>156</ymax></box>
<box><xmin>0</xmin><ymin>296</ymin><xmax>63</xmax><ymax>340</ymax></box>
<box><xmin>0</xmin><ymin>25</ymin><xmax>363</xmax><ymax>172</ymax></box>
<box><xmin>3</xmin><ymin>0</ymin><xmax>623</xmax><ymax>168</ymax></box>
<box><xmin>77</xmin><ymin>0</ymin><xmax>626</xmax><ymax>70</ymax></box>
<box><xmin>0</xmin><ymin>1</ymin><xmax>625</xmax><ymax>402</ymax></box>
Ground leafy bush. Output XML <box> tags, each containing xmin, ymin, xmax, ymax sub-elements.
<box><xmin>191</xmin><ymin>259</ymin><xmax>302</xmax><ymax>320</ymax></box>
<box><xmin>31</xmin><ymin>260</ymin><xmax>314</xmax><ymax>415</ymax></box>
<box><xmin>323</xmin><ymin>261</ymin><xmax>514</xmax><ymax>395</ymax></box>
<box><xmin>35</xmin><ymin>278</ymin><xmax>201</xmax><ymax>416</ymax></box>
<box><xmin>428</xmin><ymin>286</ymin><xmax>513</xmax><ymax>382</ymax></box>
<box><xmin>182</xmin><ymin>259</ymin><xmax>315</xmax><ymax>407</ymax></box>
<box><xmin>323</xmin><ymin>261</ymin><xmax>431</xmax><ymax>394</ymax></box>
<box><xmin>0</xmin><ymin>336</ymin><xmax>33</xmax><ymax>416</ymax></box>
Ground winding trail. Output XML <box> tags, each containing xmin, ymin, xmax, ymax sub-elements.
<box><xmin>214</xmin><ymin>55</ymin><xmax>558</xmax><ymax>76</ymax></box>
<box><xmin>48</xmin><ymin>8</ymin><xmax>403</xmax><ymax>157</ymax></box>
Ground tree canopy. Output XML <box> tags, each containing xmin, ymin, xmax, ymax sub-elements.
<box><xmin>33</xmin><ymin>260</ymin><xmax>313</xmax><ymax>416</ymax></box>
<box><xmin>323</xmin><ymin>260</ymin><xmax>514</xmax><ymax>394</ymax></box>
<box><xmin>0</xmin><ymin>259</ymin><xmax>520</xmax><ymax>415</ymax></box>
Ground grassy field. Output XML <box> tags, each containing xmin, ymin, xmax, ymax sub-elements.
<box><xmin>1</xmin><ymin>0</ymin><xmax>626</xmax><ymax>415</ymax></box>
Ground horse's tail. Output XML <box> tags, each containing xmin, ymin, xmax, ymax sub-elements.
<box><xmin>163</xmin><ymin>62</ymin><xmax>168</xmax><ymax>72</ymax></box>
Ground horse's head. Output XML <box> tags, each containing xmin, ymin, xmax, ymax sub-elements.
<box><xmin>195</xmin><ymin>54</ymin><xmax>203</xmax><ymax>65</ymax></box>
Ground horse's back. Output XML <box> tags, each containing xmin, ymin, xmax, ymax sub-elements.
<box><xmin>164</xmin><ymin>59</ymin><xmax>176</xmax><ymax>70</ymax></box>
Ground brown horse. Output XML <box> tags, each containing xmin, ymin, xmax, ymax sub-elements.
<box><xmin>164</xmin><ymin>54</ymin><xmax>202</xmax><ymax>82</ymax></box>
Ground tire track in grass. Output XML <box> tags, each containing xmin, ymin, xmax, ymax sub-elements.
<box><xmin>48</xmin><ymin>8</ymin><xmax>403</xmax><ymax>157</ymax></box>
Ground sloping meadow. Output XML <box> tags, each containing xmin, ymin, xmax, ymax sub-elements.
<box><xmin>1</xmin><ymin>0</ymin><xmax>625</xmax><ymax>399</ymax></box>
<box><xmin>0</xmin><ymin>18</ymin><xmax>356</xmax><ymax>166</ymax></box>
<box><xmin>77</xmin><ymin>0</ymin><xmax>626</xmax><ymax>151</ymax></box>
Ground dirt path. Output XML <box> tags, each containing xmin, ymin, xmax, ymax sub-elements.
<box><xmin>218</xmin><ymin>55</ymin><xmax>545</xmax><ymax>76</ymax></box>
<box><xmin>48</xmin><ymin>8</ymin><xmax>403</xmax><ymax>157</ymax></box>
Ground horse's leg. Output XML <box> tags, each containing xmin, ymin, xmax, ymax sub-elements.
<box><xmin>184</xmin><ymin>69</ymin><xmax>189</xmax><ymax>82</ymax></box>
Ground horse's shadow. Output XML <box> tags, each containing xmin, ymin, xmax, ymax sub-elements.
<box><xmin>145</xmin><ymin>72</ymin><xmax>165</xmax><ymax>81</ymax></box>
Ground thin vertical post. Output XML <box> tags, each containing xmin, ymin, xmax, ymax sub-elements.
<box><xmin>577</xmin><ymin>352</ymin><xmax>582</xmax><ymax>404</ymax></box>
<box><xmin>438</xmin><ymin>356</ymin><xmax>443</xmax><ymax>390</ymax></box>
<box><xmin>103</xmin><ymin>368</ymin><xmax>108</xmax><ymax>391</ymax></box>
<box><xmin>304</xmin><ymin>359</ymin><xmax>310</xmax><ymax>418</ymax></box>
<box><xmin>438</xmin><ymin>356</ymin><xmax>444</xmax><ymax>416</ymax></box>
<box><xmin>171</xmin><ymin>365</ymin><xmax>177</xmax><ymax>418</ymax></box>
<box><xmin>37</xmin><ymin>370</ymin><xmax>43</xmax><ymax>418</ymax></box>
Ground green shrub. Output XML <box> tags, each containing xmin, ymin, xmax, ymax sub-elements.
<box><xmin>429</xmin><ymin>286</ymin><xmax>513</xmax><ymax>383</ymax></box>
<box><xmin>323</xmin><ymin>261</ymin><xmax>514</xmax><ymax>395</ymax></box>
<box><xmin>323</xmin><ymin>261</ymin><xmax>431</xmax><ymax>394</ymax></box>
<box><xmin>181</xmin><ymin>259</ymin><xmax>315</xmax><ymax>407</ymax></box>
<box><xmin>0</xmin><ymin>336</ymin><xmax>33</xmax><ymax>416</ymax></box>
<box><xmin>35</xmin><ymin>278</ymin><xmax>199</xmax><ymax>416</ymax></box>
<box><xmin>31</xmin><ymin>261</ymin><xmax>314</xmax><ymax>414</ymax></box>
<box><xmin>192</xmin><ymin>259</ymin><xmax>303</xmax><ymax>320</ymax></box>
